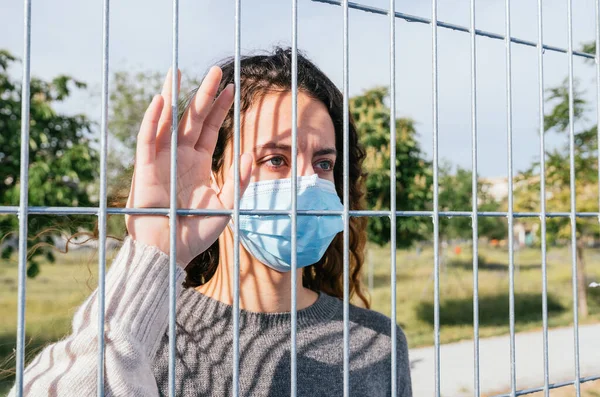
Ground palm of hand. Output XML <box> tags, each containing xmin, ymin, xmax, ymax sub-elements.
<box><xmin>125</xmin><ymin>68</ymin><xmax>252</xmax><ymax>266</ymax></box>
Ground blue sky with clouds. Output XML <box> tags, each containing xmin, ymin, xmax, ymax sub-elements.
<box><xmin>2</xmin><ymin>0</ymin><xmax>599</xmax><ymax>177</ymax></box>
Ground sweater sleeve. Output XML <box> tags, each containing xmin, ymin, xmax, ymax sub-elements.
<box><xmin>8</xmin><ymin>237</ymin><xmax>187</xmax><ymax>397</ymax></box>
<box><xmin>396</xmin><ymin>325</ymin><xmax>413</xmax><ymax>397</ymax></box>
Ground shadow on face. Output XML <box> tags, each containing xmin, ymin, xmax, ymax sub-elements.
<box><xmin>219</xmin><ymin>90</ymin><xmax>337</xmax><ymax>185</ymax></box>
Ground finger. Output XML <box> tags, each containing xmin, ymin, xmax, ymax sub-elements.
<box><xmin>217</xmin><ymin>153</ymin><xmax>254</xmax><ymax>209</ymax></box>
<box><xmin>126</xmin><ymin>169</ymin><xmax>135</xmax><ymax>209</ymax></box>
<box><xmin>178</xmin><ymin>66</ymin><xmax>223</xmax><ymax>146</ymax></box>
<box><xmin>125</xmin><ymin>167</ymin><xmax>139</xmax><ymax>219</ymax></box>
<box><xmin>135</xmin><ymin>95</ymin><xmax>164</xmax><ymax>165</ymax></box>
<box><xmin>157</xmin><ymin>68</ymin><xmax>173</xmax><ymax>133</ymax></box>
<box><xmin>156</xmin><ymin>68</ymin><xmax>182</xmax><ymax>148</ymax></box>
<box><xmin>194</xmin><ymin>84</ymin><xmax>234</xmax><ymax>154</ymax></box>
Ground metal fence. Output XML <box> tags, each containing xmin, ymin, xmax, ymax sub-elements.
<box><xmin>4</xmin><ymin>0</ymin><xmax>600</xmax><ymax>396</ymax></box>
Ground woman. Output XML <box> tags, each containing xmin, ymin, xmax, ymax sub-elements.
<box><xmin>11</xmin><ymin>48</ymin><xmax>412</xmax><ymax>396</ymax></box>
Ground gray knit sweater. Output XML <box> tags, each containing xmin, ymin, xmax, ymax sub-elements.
<box><xmin>10</xmin><ymin>237</ymin><xmax>412</xmax><ymax>396</ymax></box>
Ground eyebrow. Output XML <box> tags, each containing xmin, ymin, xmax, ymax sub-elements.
<box><xmin>254</xmin><ymin>143</ymin><xmax>337</xmax><ymax>157</ymax></box>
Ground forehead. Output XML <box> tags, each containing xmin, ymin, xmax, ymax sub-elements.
<box><xmin>240</xmin><ymin>90</ymin><xmax>336</xmax><ymax>150</ymax></box>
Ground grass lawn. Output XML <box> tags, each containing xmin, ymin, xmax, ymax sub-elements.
<box><xmin>367</xmin><ymin>243</ymin><xmax>600</xmax><ymax>348</ymax></box>
<box><xmin>1</xmin><ymin>242</ymin><xmax>599</xmax><ymax>395</ymax></box>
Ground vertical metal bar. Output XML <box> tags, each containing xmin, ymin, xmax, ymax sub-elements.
<box><xmin>15</xmin><ymin>0</ymin><xmax>32</xmax><ymax>395</ymax></box>
<box><xmin>536</xmin><ymin>0</ymin><xmax>550</xmax><ymax>395</ymax></box>
<box><xmin>232</xmin><ymin>0</ymin><xmax>242</xmax><ymax>395</ymax></box>
<box><xmin>290</xmin><ymin>0</ymin><xmax>299</xmax><ymax>395</ymax></box>
<box><xmin>431</xmin><ymin>0</ymin><xmax>441</xmax><ymax>395</ymax></box>
<box><xmin>342</xmin><ymin>0</ymin><xmax>350</xmax><ymax>395</ymax></box>
<box><xmin>566</xmin><ymin>0</ymin><xmax>581</xmax><ymax>395</ymax></box>
<box><xmin>469</xmin><ymin>0</ymin><xmax>480</xmax><ymax>396</ymax></box>
<box><xmin>596</xmin><ymin>0</ymin><xmax>600</xmax><ymax>338</ymax></box>
<box><xmin>504</xmin><ymin>0</ymin><xmax>517</xmax><ymax>394</ymax></box>
<box><xmin>389</xmin><ymin>0</ymin><xmax>398</xmax><ymax>395</ymax></box>
<box><xmin>168</xmin><ymin>0</ymin><xmax>179</xmax><ymax>395</ymax></box>
<box><xmin>97</xmin><ymin>0</ymin><xmax>110</xmax><ymax>395</ymax></box>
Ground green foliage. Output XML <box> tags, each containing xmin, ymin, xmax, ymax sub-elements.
<box><xmin>515</xmin><ymin>75</ymin><xmax>598</xmax><ymax>243</ymax></box>
<box><xmin>438</xmin><ymin>164</ymin><xmax>507</xmax><ymax>241</ymax></box>
<box><xmin>543</xmin><ymin>79</ymin><xmax>586</xmax><ymax>132</ymax></box>
<box><xmin>350</xmin><ymin>87</ymin><xmax>433</xmax><ymax>247</ymax></box>
<box><xmin>0</xmin><ymin>50</ymin><xmax>98</xmax><ymax>277</ymax></box>
<box><xmin>582</xmin><ymin>41</ymin><xmax>596</xmax><ymax>62</ymax></box>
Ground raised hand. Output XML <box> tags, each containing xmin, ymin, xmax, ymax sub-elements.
<box><xmin>125</xmin><ymin>67</ymin><xmax>253</xmax><ymax>266</ymax></box>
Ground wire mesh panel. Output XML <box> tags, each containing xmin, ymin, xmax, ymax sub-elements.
<box><xmin>5</xmin><ymin>0</ymin><xmax>600</xmax><ymax>396</ymax></box>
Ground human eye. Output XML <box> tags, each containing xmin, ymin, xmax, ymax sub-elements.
<box><xmin>315</xmin><ymin>159</ymin><xmax>334</xmax><ymax>172</ymax></box>
<box><xmin>265</xmin><ymin>155</ymin><xmax>287</xmax><ymax>169</ymax></box>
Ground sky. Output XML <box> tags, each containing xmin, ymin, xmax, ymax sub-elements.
<box><xmin>1</xmin><ymin>0</ymin><xmax>599</xmax><ymax>178</ymax></box>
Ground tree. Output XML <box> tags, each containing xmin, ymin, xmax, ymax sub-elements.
<box><xmin>515</xmin><ymin>73</ymin><xmax>598</xmax><ymax>317</ymax></box>
<box><xmin>438</xmin><ymin>163</ymin><xmax>507</xmax><ymax>242</ymax></box>
<box><xmin>349</xmin><ymin>87</ymin><xmax>433</xmax><ymax>248</ymax></box>
<box><xmin>0</xmin><ymin>50</ymin><xmax>99</xmax><ymax>277</ymax></box>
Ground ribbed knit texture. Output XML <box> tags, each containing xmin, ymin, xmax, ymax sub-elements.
<box><xmin>152</xmin><ymin>288</ymin><xmax>412</xmax><ymax>396</ymax></box>
<box><xmin>9</xmin><ymin>238</ymin><xmax>412</xmax><ymax>396</ymax></box>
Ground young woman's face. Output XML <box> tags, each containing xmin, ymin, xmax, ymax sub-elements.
<box><xmin>225</xmin><ymin>90</ymin><xmax>337</xmax><ymax>183</ymax></box>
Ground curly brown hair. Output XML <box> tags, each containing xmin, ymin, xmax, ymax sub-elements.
<box><xmin>181</xmin><ymin>48</ymin><xmax>370</xmax><ymax>308</ymax></box>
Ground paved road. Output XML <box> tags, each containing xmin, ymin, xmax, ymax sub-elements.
<box><xmin>409</xmin><ymin>324</ymin><xmax>600</xmax><ymax>396</ymax></box>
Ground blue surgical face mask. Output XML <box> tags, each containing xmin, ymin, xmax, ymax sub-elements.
<box><xmin>229</xmin><ymin>174</ymin><xmax>344</xmax><ymax>272</ymax></box>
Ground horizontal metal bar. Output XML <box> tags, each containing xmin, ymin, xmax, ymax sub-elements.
<box><xmin>1</xmin><ymin>206</ymin><xmax>599</xmax><ymax>219</ymax></box>
<box><xmin>490</xmin><ymin>375</ymin><xmax>600</xmax><ymax>397</ymax></box>
<box><xmin>311</xmin><ymin>0</ymin><xmax>594</xmax><ymax>60</ymax></box>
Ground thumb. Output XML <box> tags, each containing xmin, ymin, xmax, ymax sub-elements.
<box><xmin>125</xmin><ymin>169</ymin><xmax>137</xmax><ymax>209</ymax></box>
<box><xmin>218</xmin><ymin>153</ymin><xmax>253</xmax><ymax>209</ymax></box>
